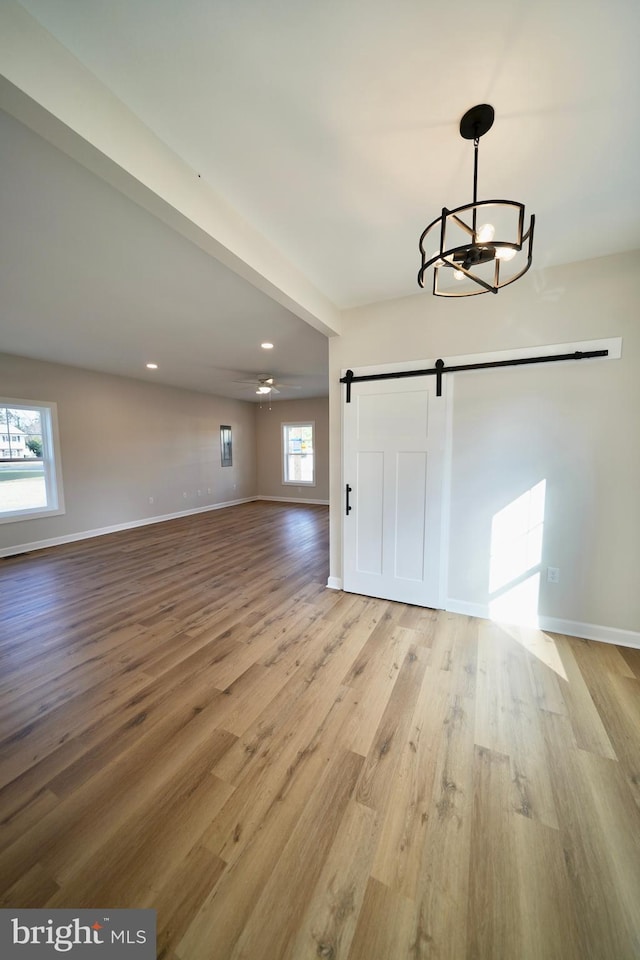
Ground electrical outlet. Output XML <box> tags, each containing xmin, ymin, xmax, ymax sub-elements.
<box><xmin>148</xmin><ymin>496</ymin><xmax>154</xmax><ymax>505</ymax></box>
<box><xmin>183</xmin><ymin>491</ymin><xmax>187</xmax><ymax>499</ymax></box>
<box><xmin>207</xmin><ymin>487</ymin><xmax>212</xmax><ymax>494</ymax></box>
<box><xmin>197</xmin><ymin>489</ymin><xmax>202</xmax><ymax>496</ymax></box>
<box><xmin>547</xmin><ymin>566</ymin><xmax>560</xmax><ymax>584</ymax></box>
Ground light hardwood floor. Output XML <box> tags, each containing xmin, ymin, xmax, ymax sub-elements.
<box><xmin>1</xmin><ymin>501</ymin><xmax>639</xmax><ymax>959</ymax></box>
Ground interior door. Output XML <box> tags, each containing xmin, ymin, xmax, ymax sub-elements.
<box><xmin>342</xmin><ymin>373</ymin><xmax>446</xmax><ymax>607</ymax></box>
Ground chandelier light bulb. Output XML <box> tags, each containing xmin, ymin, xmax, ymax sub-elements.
<box><xmin>417</xmin><ymin>104</ymin><xmax>535</xmax><ymax>296</ymax></box>
<box><xmin>477</xmin><ymin>223</ymin><xmax>495</xmax><ymax>243</ymax></box>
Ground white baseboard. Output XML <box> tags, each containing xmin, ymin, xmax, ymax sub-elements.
<box><xmin>446</xmin><ymin>598</ymin><xmax>640</xmax><ymax>649</ymax></box>
<box><xmin>326</xmin><ymin>577</ymin><xmax>343</xmax><ymax>590</ymax></box>
<box><xmin>257</xmin><ymin>496</ymin><xmax>330</xmax><ymax>506</ymax></box>
<box><xmin>0</xmin><ymin>497</ymin><xmax>258</xmax><ymax>558</ymax></box>
<box><xmin>445</xmin><ymin>599</ymin><xmax>489</xmax><ymax>619</ymax></box>
<box><xmin>536</xmin><ymin>616</ymin><xmax>640</xmax><ymax>649</ymax></box>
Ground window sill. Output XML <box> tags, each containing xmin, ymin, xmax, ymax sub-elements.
<box><xmin>0</xmin><ymin>505</ymin><xmax>65</xmax><ymax>525</ymax></box>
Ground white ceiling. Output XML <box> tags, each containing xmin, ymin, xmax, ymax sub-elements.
<box><xmin>2</xmin><ymin>0</ymin><xmax>639</xmax><ymax>398</ymax></box>
<box><xmin>0</xmin><ymin>108</ymin><xmax>328</xmax><ymax>400</ymax></box>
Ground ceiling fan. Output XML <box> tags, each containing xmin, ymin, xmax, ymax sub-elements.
<box><xmin>233</xmin><ymin>375</ymin><xmax>302</xmax><ymax>396</ymax></box>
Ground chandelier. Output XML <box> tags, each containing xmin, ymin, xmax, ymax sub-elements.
<box><xmin>418</xmin><ymin>104</ymin><xmax>535</xmax><ymax>297</ymax></box>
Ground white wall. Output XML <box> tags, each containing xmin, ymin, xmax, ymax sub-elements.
<box><xmin>256</xmin><ymin>396</ymin><xmax>329</xmax><ymax>502</ymax></box>
<box><xmin>329</xmin><ymin>251</ymin><xmax>640</xmax><ymax>637</ymax></box>
<box><xmin>0</xmin><ymin>353</ymin><xmax>257</xmax><ymax>553</ymax></box>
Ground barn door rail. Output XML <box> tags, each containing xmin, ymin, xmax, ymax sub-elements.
<box><xmin>340</xmin><ymin>349</ymin><xmax>609</xmax><ymax>402</ymax></box>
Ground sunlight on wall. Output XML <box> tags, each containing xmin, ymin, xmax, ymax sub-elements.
<box><xmin>490</xmin><ymin>572</ymin><xmax>541</xmax><ymax>627</ymax></box>
<box><xmin>489</xmin><ymin>479</ymin><xmax>546</xmax><ymax>628</ymax></box>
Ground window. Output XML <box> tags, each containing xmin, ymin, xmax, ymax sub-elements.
<box><xmin>0</xmin><ymin>399</ymin><xmax>65</xmax><ymax>524</ymax></box>
<box><xmin>220</xmin><ymin>425</ymin><xmax>232</xmax><ymax>467</ymax></box>
<box><xmin>282</xmin><ymin>422</ymin><xmax>315</xmax><ymax>485</ymax></box>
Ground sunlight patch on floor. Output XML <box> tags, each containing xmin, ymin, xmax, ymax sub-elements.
<box><xmin>496</xmin><ymin>621</ymin><xmax>569</xmax><ymax>680</ymax></box>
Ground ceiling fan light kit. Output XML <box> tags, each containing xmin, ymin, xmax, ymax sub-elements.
<box><xmin>233</xmin><ymin>375</ymin><xmax>302</xmax><ymax>400</ymax></box>
<box><xmin>418</xmin><ymin>104</ymin><xmax>535</xmax><ymax>297</ymax></box>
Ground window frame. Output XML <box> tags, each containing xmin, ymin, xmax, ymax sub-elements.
<box><xmin>220</xmin><ymin>425</ymin><xmax>233</xmax><ymax>467</ymax></box>
<box><xmin>0</xmin><ymin>397</ymin><xmax>65</xmax><ymax>524</ymax></box>
<box><xmin>282</xmin><ymin>421</ymin><xmax>316</xmax><ymax>487</ymax></box>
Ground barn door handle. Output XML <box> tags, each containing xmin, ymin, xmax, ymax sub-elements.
<box><xmin>346</xmin><ymin>484</ymin><xmax>352</xmax><ymax>516</ymax></box>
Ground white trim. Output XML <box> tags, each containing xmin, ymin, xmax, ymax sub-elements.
<box><xmin>445</xmin><ymin>598</ymin><xmax>640</xmax><ymax>649</ymax></box>
<box><xmin>437</xmin><ymin>375</ymin><xmax>454</xmax><ymax>608</ymax></box>
<box><xmin>0</xmin><ymin>497</ymin><xmax>258</xmax><ymax>557</ymax></box>
<box><xmin>0</xmin><ymin>396</ymin><xmax>65</xmax><ymax>524</ymax></box>
<box><xmin>445</xmin><ymin>599</ymin><xmax>491</xmax><ymax>619</ymax></box>
<box><xmin>538</xmin><ymin>617</ymin><xmax>640</xmax><ymax>649</ymax></box>
<box><xmin>282</xmin><ymin>420</ymin><xmax>316</xmax><ymax>486</ymax></box>
<box><xmin>327</xmin><ymin>576</ymin><xmax>343</xmax><ymax>590</ymax></box>
<box><xmin>258</xmin><ymin>496</ymin><xmax>329</xmax><ymax>505</ymax></box>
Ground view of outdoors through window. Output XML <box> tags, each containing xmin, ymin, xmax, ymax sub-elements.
<box><xmin>283</xmin><ymin>423</ymin><xmax>314</xmax><ymax>483</ymax></box>
<box><xmin>0</xmin><ymin>406</ymin><xmax>47</xmax><ymax>513</ymax></box>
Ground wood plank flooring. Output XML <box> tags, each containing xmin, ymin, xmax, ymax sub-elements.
<box><xmin>1</xmin><ymin>501</ymin><xmax>639</xmax><ymax>959</ymax></box>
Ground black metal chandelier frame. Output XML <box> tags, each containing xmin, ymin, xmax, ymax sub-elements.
<box><xmin>418</xmin><ymin>104</ymin><xmax>535</xmax><ymax>297</ymax></box>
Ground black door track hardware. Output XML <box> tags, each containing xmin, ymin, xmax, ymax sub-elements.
<box><xmin>340</xmin><ymin>350</ymin><xmax>609</xmax><ymax>402</ymax></box>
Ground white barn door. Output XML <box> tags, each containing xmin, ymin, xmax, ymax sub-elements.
<box><xmin>342</xmin><ymin>374</ymin><xmax>447</xmax><ymax>607</ymax></box>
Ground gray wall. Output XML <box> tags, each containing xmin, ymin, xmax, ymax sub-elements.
<box><xmin>0</xmin><ymin>354</ymin><xmax>258</xmax><ymax>552</ymax></box>
<box><xmin>256</xmin><ymin>396</ymin><xmax>329</xmax><ymax>502</ymax></box>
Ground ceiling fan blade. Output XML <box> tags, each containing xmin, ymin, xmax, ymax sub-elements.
<box><xmin>232</xmin><ymin>375</ymin><xmax>302</xmax><ymax>394</ymax></box>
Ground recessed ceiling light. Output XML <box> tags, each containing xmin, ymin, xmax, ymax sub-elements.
<box><xmin>261</xmin><ymin>342</ymin><xmax>274</xmax><ymax>350</ymax></box>
<box><xmin>146</xmin><ymin>362</ymin><xmax>158</xmax><ymax>369</ymax></box>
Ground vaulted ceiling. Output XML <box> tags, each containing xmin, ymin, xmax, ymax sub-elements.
<box><xmin>1</xmin><ymin>0</ymin><xmax>638</xmax><ymax>398</ymax></box>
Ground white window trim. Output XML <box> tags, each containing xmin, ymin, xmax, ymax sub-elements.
<box><xmin>0</xmin><ymin>397</ymin><xmax>65</xmax><ymax>524</ymax></box>
<box><xmin>282</xmin><ymin>420</ymin><xmax>316</xmax><ymax>487</ymax></box>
